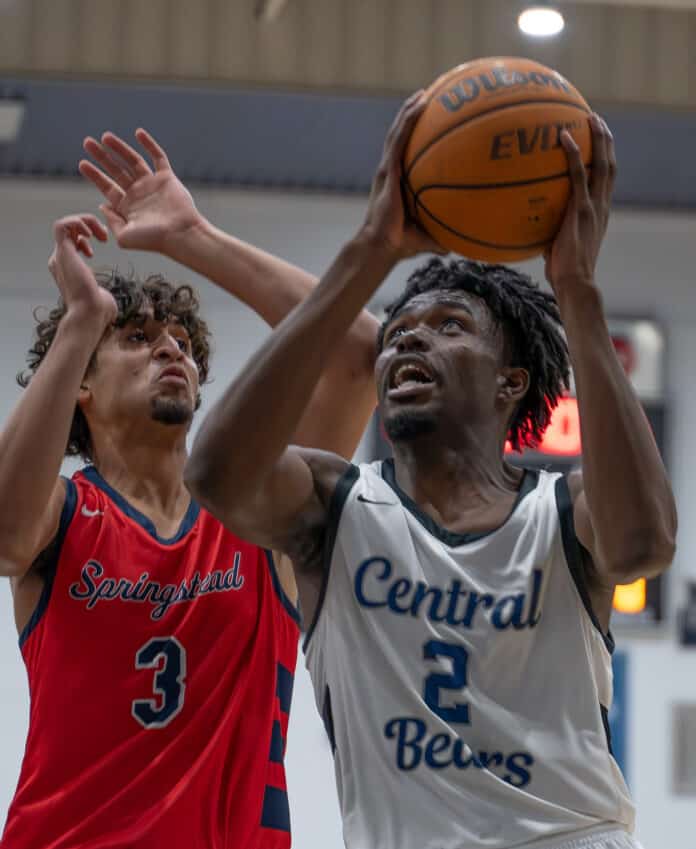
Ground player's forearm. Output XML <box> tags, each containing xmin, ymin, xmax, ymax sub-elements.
<box><xmin>0</xmin><ymin>315</ymin><xmax>101</xmax><ymax>562</ymax></box>
<box><xmin>559</xmin><ymin>285</ymin><xmax>676</xmax><ymax>578</ymax></box>
<box><xmin>166</xmin><ymin>216</ymin><xmax>320</xmax><ymax>327</ymax></box>
<box><xmin>187</xmin><ymin>233</ymin><xmax>395</xmax><ymax>507</ymax></box>
<box><xmin>168</xmin><ymin>216</ymin><xmax>380</xmax><ymax>457</ymax></box>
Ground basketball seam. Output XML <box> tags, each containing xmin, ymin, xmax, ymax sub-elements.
<box><xmin>404</xmin><ymin>99</ymin><xmax>591</xmax><ymax>181</ymax></box>
<box><xmin>413</xmin><ymin>168</ymin><xmax>592</xmax><ymax>194</ymax></box>
<box><xmin>416</xmin><ymin>201</ymin><xmax>552</xmax><ymax>252</ymax></box>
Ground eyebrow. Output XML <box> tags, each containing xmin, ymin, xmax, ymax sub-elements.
<box><xmin>390</xmin><ymin>296</ymin><xmax>475</xmax><ymax>325</ymax></box>
<box><xmin>122</xmin><ymin>312</ymin><xmax>186</xmax><ymax>329</ymax></box>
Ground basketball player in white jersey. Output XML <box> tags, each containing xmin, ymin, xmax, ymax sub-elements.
<box><xmin>186</xmin><ymin>92</ymin><xmax>677</xmax><ymax>849</ymax></box>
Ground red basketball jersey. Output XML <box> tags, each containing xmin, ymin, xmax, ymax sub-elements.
<box><xmin>2</xmin><ymin>466</ymin><xmax>300</xmax><ymax>849</ymax></box>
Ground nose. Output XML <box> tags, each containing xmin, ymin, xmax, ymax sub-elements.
<box><xmin>153</xmin><ymin>330</ymin><xmax>183</xmax><ymax>361</ymax></box>
<box><xmin>395</xmin><ymin>327</ymin><xmax>429</xmax><ymax>353</ymax></box>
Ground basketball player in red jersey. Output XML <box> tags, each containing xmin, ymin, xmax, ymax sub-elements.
<box><xmin>0</xmin><ymin>130</ymin><xmax>379</xmax><ymax>848</ymax></box>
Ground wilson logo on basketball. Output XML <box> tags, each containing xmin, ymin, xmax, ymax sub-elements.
<box><xmin>438</xmin><ymin>67</ymin><xmax>571</xmax><ymax>112</ymax></box>
<box><xmin>490</xmin><ymin>120</ymin><xmax>585</xmax><ymax>160</ymax></box>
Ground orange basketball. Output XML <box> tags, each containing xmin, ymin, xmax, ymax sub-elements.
<box><xmin>403</xmin><ymin>57</ymin><xmax>592</xmax><ymax>263</ymax></box>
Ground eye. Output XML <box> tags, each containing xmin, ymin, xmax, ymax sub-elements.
<box><xmin>127</xmin><ymin>329</ymin><xmax>147</xmax><ymax>343</ymax></box>
<box><xmin>385</xmin><ymin>325</ymin><xmax>407</xmax><ymax>345</ymax></box>
<box><xmin>175</xmin><ymin>337</ymin><xmax>190</xmax><ymax>353</ymax></box>
<box><xmin>440</xmin><ymin>318</ymin><xmax>466</xmax><ymax>333</ymax></box>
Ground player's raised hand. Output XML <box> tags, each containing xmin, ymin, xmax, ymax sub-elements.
<box><xmin>544</xmin><ymin>113</ymin><xmax>616</xmax><ymax>295</ymax></box>
<box><xmin>48</xmin><ymin>215</ymin><xmax>117</xmax><ymax>330</ymax></box>
<box><xmin>79</xmin><ymin>128</ymin><xmax>202</xmax><ymax>255</ymax></box>
<box><xmin>361</xmin><ymin>91</ymin><xmax>444</xmax><ymax>259</ymax></box>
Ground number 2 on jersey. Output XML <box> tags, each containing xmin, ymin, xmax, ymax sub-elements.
<box><xmin>422</xmin><ymin>640</ymin><xmax>470</xmax><ymax>724</ymax></box>
<box><xmin>132</xmin><ymin>637</ymin><xmax>187</xmax><ymax>729</ymax></box>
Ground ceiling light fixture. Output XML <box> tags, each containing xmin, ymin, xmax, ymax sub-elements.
<box><xmin>518</xmin><ymin>6</ymin><xmax>565</xmax><ymax>37</ymax></box>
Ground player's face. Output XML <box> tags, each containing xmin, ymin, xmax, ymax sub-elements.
<box><xmin>83</xmin><ymin>309</ymin><xmax>200</xmax><ymax>429</ymax></box>
<box><xmin>376</xmin><ymin>290</ymin><xmax>506</xmax><ymax>443</ymax></box>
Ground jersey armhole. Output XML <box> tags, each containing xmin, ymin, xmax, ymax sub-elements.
<box><xmin>264</xmin><ymin>549</ymin><xmax>303</xmax><ymax>629</ymax></box>
<box><xmin>19</xmin><ymin>477</ymin><xmax>78</xmax><ymax>649</ymax></box>
<box><xmin>554</xmin><ymin>475</ymin><xmax>615</xmax><ymax>655</ymax></box>
<box><xmin>302</xmin><ymin>463</ymin><xmax>360</xmax><ymax>653</ymax></box>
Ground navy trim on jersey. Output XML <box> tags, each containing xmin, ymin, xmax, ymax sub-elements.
<box><xmin>81</xmin><ymin>465</ymin><xmax>199</xmax><ymax>544</ymax></box>
<box><xmin>19</xmin><ymin>478</ymin><xmax>78</xmax><ymax>649</ymax></box>
<box><xmin>264</xmin><ymin>549</ymin><xmax>302</xmax><ymax>628</ymax></box>
<box><xmin>261</xmin><ymin>786</ymin><xmax>291</xmax><ymax>832</ymax></box>
<box><xmin>276</xmin><ymin>661</ymin><xmax>294</xmax><ymax>714</ymax></box>
<box><xmin>269</xmin><ymin>720</ymin><xmax>285</xmax><ymax>763</ymax></box>
<box><xmin>381</xmin><ymin>458</ymin><xmax>539</xmax><ymax>547</ymax></box>
<box><xmin>322</xmin><ymin>684</ymin><xmax>337</xmax><ymax>754</ymax></box>
<box><xmin>600</xmin><ymin>704</ymin><xmax>614</xmax><ymax>755</ymax></box>
<box><xmin>302</xmin><ymin>463</ymin><xmax>360</xmax><ymax>653</ymax></box>
<box><xmin>555</xmin><ymin>476</ymin><xmax>615</xmax><ymax>654</ymax></box>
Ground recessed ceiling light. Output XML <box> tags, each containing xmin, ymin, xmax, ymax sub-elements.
<box><xmin>518</xmin><ymin>6</ymin><xmax>565</xmax><ymax>37</ymax></box>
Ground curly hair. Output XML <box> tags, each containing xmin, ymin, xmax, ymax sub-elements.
<box><xmin>378</xmin><ymin>257</ymin><xmax>570</xmax><ymax>452</ymax></box>
<box><xmin>17</xmin><ymin>270</ymin><xmax>212</xmax><ymax>463</ymax></box>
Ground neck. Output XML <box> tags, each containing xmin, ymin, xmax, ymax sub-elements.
<box><xmin>89</xmin><ymin>422</ymin><xmax>189</xmax><ymax>517</ymax></box>
<box><xmin>391</xmin><ymin>428</ymin><xmax>521</xmax><ymax>524</ymax></box>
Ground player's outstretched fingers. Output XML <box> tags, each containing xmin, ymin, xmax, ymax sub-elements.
<box><xmin>101</xmin><ymin>132</ymin><xmax>152</xmax><ymax>179</ymax></box>
<box><xmin>83</xmin><ymin>136</ymin><xmax>135</xmax><ymax>190</ymax></box>
<box><xmin>134</xmin><ymin>128</ymin><xmax>171</xmax><ymax>172</ymax></box>
<box><xmin>78</xmin><ymin>159</ymin><xmax>124</xmax><ymax>208</ymax></box>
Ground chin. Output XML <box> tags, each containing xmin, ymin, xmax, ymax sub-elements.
<box><xmin>384</xmin><ymin>409</ymin><xmax>438</xmax><ymax>442</ymax></box>
<box><xmin>151</xmin><ymin>397</ymin><xmax>194</xmax><ymax>426</ymax></box>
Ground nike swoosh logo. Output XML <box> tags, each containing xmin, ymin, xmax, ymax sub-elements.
<box><xmin>356</xmin><ymin>494</ymin><xmax>396</xmax><ymax>506</ymax></box>
<box><xmin>81</xmin><ymin>505</ymin><xmax>104</xmax><ymax>518</ymax></box>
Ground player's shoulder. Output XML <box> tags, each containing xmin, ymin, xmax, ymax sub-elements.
<box><xmin>293</xmin><ymin>446</ymin><xmax>354</xmax><ymax>509</ymax></box>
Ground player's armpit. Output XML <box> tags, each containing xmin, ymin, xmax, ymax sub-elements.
<box><xmin>0</xmin><ymin>478</ymin><xmax>67</xmax><ymax>578</ymax></box>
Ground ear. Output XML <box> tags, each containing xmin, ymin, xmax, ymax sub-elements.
<box><xmin>496</xmin><ymin>366</ymin><xmax>529</xmax><ymax>405</ymax></box>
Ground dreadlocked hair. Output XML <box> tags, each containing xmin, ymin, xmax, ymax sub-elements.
<box><xmin>17</xmin><ymin>270</ymin><xmax>212</xmax><ymax>463</ymax></box>
<box><xmin>377</xmin><ymin>257</ymin><xmax>570</xmax><ymax>452</ymax></box>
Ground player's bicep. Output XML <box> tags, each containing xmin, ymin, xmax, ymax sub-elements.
<box><xmin>197</xmin><ymin>446</ymin><xmax>346</xmax><ymax>555</ymax></box>
<box><xmin>0</xmin><ymin>478</ymin><xmax>67</xmax><ymax>578</ymax></box>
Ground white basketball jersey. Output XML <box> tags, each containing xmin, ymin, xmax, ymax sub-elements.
<box><xmin>304</xmin><ymin>460</ymin><xmax>634</xmax><ymax>849</ymax></box>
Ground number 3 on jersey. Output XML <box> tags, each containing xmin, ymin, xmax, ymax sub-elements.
<box><xmin>132</xmin><ymin>637</ymin><xmax>187</xmax><ymax>729</ymax></box>
<box><xmin>422</xmin><ymin>640</ymin><xmax>470</xmax><ymax>724</ymax></box>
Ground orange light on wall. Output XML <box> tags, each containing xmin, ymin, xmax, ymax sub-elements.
<box><xmin>613</xmin><ymin>579</ymin><xmax>647</xmax><ymax>614</ymax></box>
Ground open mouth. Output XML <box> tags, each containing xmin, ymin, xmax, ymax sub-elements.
<box><xmin>387</xmin><ymin>360</ymin><xmax>436</xmax><ymax>399</ymax></box>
